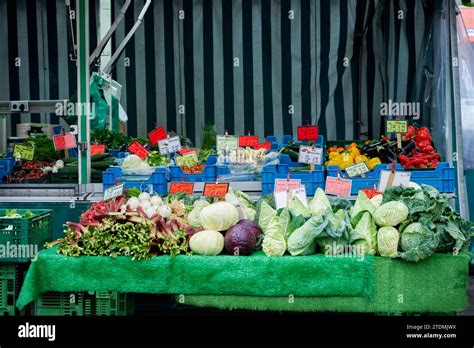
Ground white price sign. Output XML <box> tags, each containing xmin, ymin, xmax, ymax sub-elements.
<box><xmin>378</xmin><ymin>171</ymin><xmax>411</xmax><ymax>192</ymax></box>
<box><xmin>158</xmin><ymin>136</ymin><xmax>182</xmax><ymax>154</ymax></box>
<box><xmin>298</xmin><ymin>146</ymin><xmax>323</xmax><ymax>165</ymax></box>
<box><xmin>216</xmin><ymin>135</ymin><xmax>239</xmax><ymax>151</ymax></box>
<box><xmin>275</xmin><ymin>186</ymin><xmax>307</xmax><ymax>209</ymax></box>
<box><xmin>103</xmin><ymin>184</ymin><xmax>124</xmax><ymax>201</ymax></box>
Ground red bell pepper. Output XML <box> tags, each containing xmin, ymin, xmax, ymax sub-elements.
<box><xmin>415</xmin><ymin>127</ymin><xmax>432</xmax><ymax>141</ymax></box>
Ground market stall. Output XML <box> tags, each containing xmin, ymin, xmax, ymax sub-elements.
<box><xmin>0</xmin><ymin>0</ymin><xmax>472</xmax><ymax>318</ymax></box>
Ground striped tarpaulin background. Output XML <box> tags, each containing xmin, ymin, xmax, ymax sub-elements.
<box><xmin>0</xmin><ymin>0</ymin><xmax>436</xmax><ymax>146</ymax></box>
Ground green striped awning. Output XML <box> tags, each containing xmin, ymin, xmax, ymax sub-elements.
<box><xmin>0</xmin><ymin>0</ymin><xmax>437</xmax><ymax>146</ymax></box>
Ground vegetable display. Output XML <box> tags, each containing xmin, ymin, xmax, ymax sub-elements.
<box><xmin>47</xmin><ymin>181</ymin><xmax>471</xmax><ymax>263</ymax></box>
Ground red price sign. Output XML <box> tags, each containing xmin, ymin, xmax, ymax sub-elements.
<box><xmin>128</xmin><ymin>141</ymin><xmax>150</xmax><ymax>160</ymax></box>
<box><xmin>325</xmin><ymin>176</ymin><xmax>352</xmax><ymax>197</ymax></box>
<box><xmin>238</xmin><ymin>136</ymin><xmax>259</xmax><ymax>147</ymax></box>
<box><xmin>297</xmin><ymin>125</ymin><xmax>318</xmax><ymax>141</ymax></box>
<box><xmin>253</xmin><ymin>142</ymin><xmax>272</xmax><ymax>151</ymax></box>
<box><xmin>203</xmin><ymin>183</ymin><xmax>229</xmax><ymax>197</ymax></box>
<box><xmin>178</xmin><ymin>148</ymin><xmax>198</xmax><ymax>156</ymax></box>
<box><xmin>53</xmin><ymin>134</ymin><xmax>76</xmax><ymax>150</ymax></box>
<box><xmin>361</xmin><ymin>188</ymin><xmax>382</xmax><ymax>199</ymax></box>
<box><xmin>148</xmin><ymin>126</ymin><xmax>167</xmax><ymax>146</ymax></box>
<box><xmin>90</xmin><ymin>144</ymin><xmax>106</xmax><ymax>156</ymax></box>
<box><xmin>169</xmin><ymin>182</ymin><xmax>194</xmax><ymax>195</ymax></box>
<box><xmin>274</xmin><ymin>179</ymin><xmax>301</xmax><ymax>193</ymax></box>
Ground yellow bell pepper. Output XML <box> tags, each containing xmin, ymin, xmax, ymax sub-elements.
<box><xmin>348</xmin><ymin>147</ymin><xmax>360</xmax><ymax>158</ymax></box>
<box><xmin>354</xmin><ymin>155</ymin><xmax>369</xmax><ymax>164</ymax></box>
<box><xmin>367</xmin><ymin>157</ymin><xmax>381</xmax><ymax>170</ymax></box>
<box><xmin>340</xmin><ymin>153</ymin><xmax>354</xmax><ymax>170</ymax></box>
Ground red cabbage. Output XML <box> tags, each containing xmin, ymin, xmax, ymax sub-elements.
<box><xmin>225</xmin><ymin>219</ymin><xmax>262</xmax><ymax>255</ymax></box>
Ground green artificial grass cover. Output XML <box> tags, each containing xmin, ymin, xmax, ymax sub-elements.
<box><xmin>16</xmin><ymin>247</ymin><xmax>375</xmax><ymax>310</ymax></box>
<box><xmin>179</xmin><ymin>253</ymin><xmax>471</xmax><ymax>314</ymax></box>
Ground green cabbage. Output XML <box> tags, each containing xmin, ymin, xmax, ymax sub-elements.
<box><xmin>400</xmin><ymin>222</ymin><xmax>427</xmax><ymax>252</ymax></box>
<box><xmin>225</xmin><ymin>188</ymin><xmax>257</xmax><ymax>221</ymax></box>
<box><xmin>309</xmin><ymin>188</ymin><xmax>332</xmax><ymax>216</ymax></box>
<box><xmin>377</xmin><ymin>226</ymin><xmax>400</xmax><ymax>257</ymax></box>
<box><xmin>188</xmin><ymin>200</ymin><xmax>210</xmax><ymax>228</ymax></box>
<box><xmin>286</xmin><ymin>215</ymin><xmax>307</xmax><ymax>240</ymax></box>
<box><xmin>200</xmin><ymin>202</ymin><xmax>238</xmax><ymax>231</ymax></box>
<box><xmin>287</xmin><ymin>214</ymin><xmax>328</xmax><ymax>256</ymax></box>
<box><xmin>258</xmin><ymin>200</ymin><xmax>277</xmax><ymax>234</ymax></box>
<box><xmin>289</xmin><ymin>195</ymin><xmax>311</xmax><ymax>218</ymax></box>
<box><xmin>350</xmin><ymin>211</ymin><xmax>377</xmax><ymax>255</ymax></box>
<box><xmin>373</xmin><ymin>201</ymin><xmax>409</xmax><ymax>227</ymax></box>
<box><xmin>370</xmin><ymin>194</ymin><xmax>383</xmax><ymax>208</ymax></box>
<box><xmin>262</xmin><ymin>209</ymin><xmax>291</xmax><ymax>256</ymax></box>
<box><xmin>351</xmin><ymin>191</ymin><xmax>376</xmax><ymax>226</ymax></box>
<box><xmin>316</xmin><ymin>209</ymin><xmax>353</xmax><ymax>255</ymax></box>
<box><xmin>189</xmin><ymin>230</ymin><xmax>224</xmax><ymax>255</ymax></box>
<box><xmin>398</xmin><ymin>222</ymin><xmax>438</xmax><ymax>262</ymax></box>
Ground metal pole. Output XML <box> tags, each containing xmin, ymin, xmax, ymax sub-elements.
<box><xmin>77</xmin><ymin>0</ymin><xmax>91</xmax><ymax>184</ymax></box>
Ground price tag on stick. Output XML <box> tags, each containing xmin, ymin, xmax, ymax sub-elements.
<box><xmin>253</xmin><ymin>142</ymin><xmax>272</xmax><ymax>152</ymax></box>
<box><xmin>53</xmin><ymin>134</ymin><xmax>76</xmax><ymax>151</ymax></box>
<box><xmin>128</xmin><ymin>141</ymin><xmax>150</xmax><ymax>160</ymax></box>
<box><xmin>238</xmin><ymin>136</ymin><xmax>259</xmax><ymax>147</ymax></box>
<box><xmin>13</xmin><ymin>144</ymin><xmax>35</xmax><ymax>161</ymax></box>
<box><xmin>325</xmin><ymin>176</ymin><xmax>352</xmax><ymax>197</ymax></box>
<box><xmin>298</xmin><ymin>145</ymin><xmax>323</xmax><ymax>165</ymax></box>
<box><xmin>169</xmin><ymin>182</ymin><xmax>194</xmax><ymax>195</ymax></box>
<box><xmin>274</xmin><ymin>179</ymin><xmax>301</xmax><ymax>192</ymax></box>
<box><xmin>386</xmin><ymin>120</ymin><xmax>408</xmax><ymax>133</ymax></box>
<box><xmin>158</xmin><ymin>136</ymin><xmax>182</xmax><ymax>154</ymax></box>
<box><xmin>275</xmin><ymin>186</ymin><xmax>307</xmax><ymax>209</ymax></box>
<box><xmin>345</xmin><ymin>162</ymin><xmax>370</xmax><ymax>178</ymax></box>
<box><xmin>90</xmin><ymin>144</ymin><xmax>106</xmax><ymax>156</ymax></box>
<box><xmin>297</xmin><ymin>125</ymin><xmax>318</xmax><ymax>141</ymax></box>
<box><xmin>104</xmin><ymin>184</ymin><xmax>124</xmax><ymax>201</ymax></box>
<box><xmin>216</xmin><ymin>135</ymin><xmax>239</xmax><ymax>151</ymax></box>
<box><xmin>148</xmin><ymin>126</ymin><xmax>167</xmax><ymax>146</ymax></box>
<box><xmin>203</xmin><ymin>183</ymin><xmax>230</xmax><ymax>197</ymax></box>
<box><xmin>378</xmin><ymin>171</ymin><xmax>411</xmax><ymax>192</ymax></box>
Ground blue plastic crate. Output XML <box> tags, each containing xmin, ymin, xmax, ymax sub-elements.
<box><xmin>278</xmin><ymin>154</ymin><xmax>308</xmax><ymax>168</ymax></box>
<box><xmin>265</xmin><ymin>135</ymin><xmax>325</xmax><ymax>150</ymax></box>
<box><xmin>170</xmin><ymin>165</ymin><xmax>217</xmax><ymax>183</ymax></box>
<box><xmin>261</xmin><ymin>164</ymin><xmax>325</xmax><ymax>196</ymax></box>
<box><xmin>109</xmin><ymin>149</ymin><xmax>130</xmax><ymax>158</ymax></box>
<box><xmin>68</xmin><ymin>148</ymin><xmax>78</xmax><ymax>157</ymax></box>
<box><xmin>53</xmin><ymin>125</ymin><xmax>63</xmax><ymax>135</ymax></box>
<box><xmin>0</xmin><ymin>165</ymin><xmax>6</xmax><ymax>182</ymax></box>
<box><xmin>327</xmin><ymin>164</ymin><xmax>395</xmax><ymax>195</ymax></box>
<box><xmin>399</xmin><ymin>162</ymin><xmax>455</xmax><ymax>193</ymax></box>
<box><xmin>103</xmin><ymin>167</ymin><xmax>168</xmax><ymax>195</ymax></box>
<box><xmin>328</xmin><ymin>162</ymin><xmax>455</xmax><ymax>195</ymax></box>
<box><xmin>0</xmin><ymin>157</ymin><xmax>16</xmax><ymax>176</ymax></box>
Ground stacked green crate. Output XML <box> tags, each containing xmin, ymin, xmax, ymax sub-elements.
<box><xmin>0</xmin><ymin>263</ymin><xmax>18</xmax><ymax>315</ymax></box>
<box><xmin>32</xmin><ymin>291</ymin><xmax>134</xmax><ymax>316</ymax></box>
<box><xmin>0</xmin><ymin>209</ymin><xmax>53</xmax><ymax>262</ymax></box>
<box><xmin>32</xmin><ymin>292</ymin><xmax>84</xmax><ymax>316</ymax></box>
